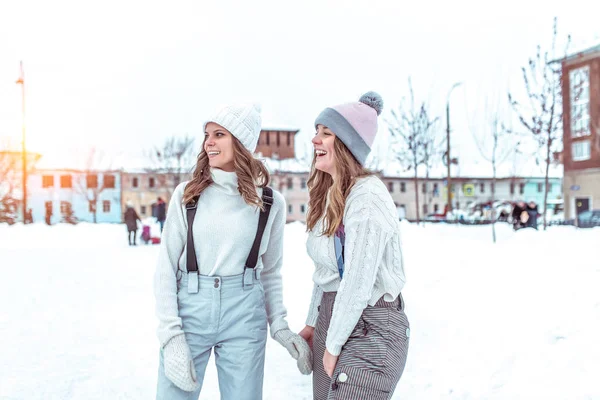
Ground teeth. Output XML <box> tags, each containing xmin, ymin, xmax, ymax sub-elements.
<box><xmin>208</xmin><ymin>151</ymin><xmax>221</xmax><ymax>156</ymax></box>
<box><xmin>316</xmin><ymin>150</ymin><xmax>327</xmax><ymax>156</ymax></box>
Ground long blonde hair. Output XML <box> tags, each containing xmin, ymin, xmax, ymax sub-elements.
<box><xmin>306</xmin><ymin>137</ymin><xmax>372</xmax><ymax>236</ymax></box>
<box><xmin>182</xmin><ymin>137</ymin><xmax>270</xmax><ymax>209</ymax></box>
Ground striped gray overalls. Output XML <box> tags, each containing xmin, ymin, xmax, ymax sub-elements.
<box><xmin>312</xmin><ymin>291</ymin><xmax>410</xmax><ymax>400</ymax></box>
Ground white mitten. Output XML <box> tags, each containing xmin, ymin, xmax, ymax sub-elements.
<box><xmin>163</xmin><ymin>334</ymin><xmax>200</xmax><ymax>392</ymax></box>
<box><xmin>274</xmin><ymin>329</ymin><xmax>313</xmax><ymax>375</ymax></box>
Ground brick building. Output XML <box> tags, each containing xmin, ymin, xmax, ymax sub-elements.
<box><xmin>556</xmin><ymin>44</ymin><xmax>600</xmax><ymax>218</ymax></box>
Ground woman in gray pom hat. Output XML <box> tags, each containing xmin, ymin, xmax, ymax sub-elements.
<box><xmin>298</xmin><ymin>92</ymin><xmax>410</xmax><ymax>399</ymax></box>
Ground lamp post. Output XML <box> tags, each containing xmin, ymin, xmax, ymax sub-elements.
<box><xmin>446</xmin><ymin>82</ymin><xmax>462</xmax><ymax>216</ymax></box>
<box><xmin>16</xmin><ymin>61</ymin><xmax>27</xmax><ymax>224</ymax></box>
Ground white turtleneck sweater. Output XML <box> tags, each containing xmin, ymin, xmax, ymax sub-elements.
<box><xmin>154</xmin><ymin>168</ymin><xmax>289</xmax><ymax>347</ymax></box>
<box><xmin>305</xmin><ymin>175</ymin><xmax>407</xmax><ymax>356</ymax></box>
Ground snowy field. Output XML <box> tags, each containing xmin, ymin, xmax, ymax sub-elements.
<box><xmin>1</xmin><ymin>221</ymin><xmax>599</xmax><ymax>400</ymax></box>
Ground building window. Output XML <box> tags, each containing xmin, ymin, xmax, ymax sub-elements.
<box><xmin>287</xmin><ymin>178</ymin><xmax>293</xmax><ymax>190</ymax></box>
<box><xmin>104</xmin><ymin>175</ymin><xmax>115</xmax><ymax>189</ymax></box>
<box><xmin>456</xmin><ymin>202</ymin><xmax>460</xmax><ymax>209</ymax></box>
<box><xmin>288</xmin><ymin>204</ymin><xmax>292</xmax><ymax>214</ymax></box>
<box><xmin>277</xmin><ymin>132</ymin><xmax>281</xmax><ymax>147</ymax></box>
<box><xmin>103</xmin><ymin>200</ymin><xmax>111</xmax><ymax>213</ymax></box>
<box><xmin>132</xmin><ymin>177</ymin><xmax>139</xmax><ymax>188</ymax></box>
<box><xmin>60</xmin><ymin>175</ymin><xmax>72</xmax><ymax>188</ymax></box>
<box><xmin>549</xmin><ymin>183</ymin><xmax>553</xmax><ymax>193</ymax></box>
<box><xmin>89</xmin><ymin>201</ymin><xmax>96</xmax><ymax>213</ymax></box>
<box><xmin>141</xmin><ymin>205</ymin><xmax>147</xmax><ymax>215</ymax></box>
<box><xmin>388</xmin><ymin>182</ymin><xmax>394</xmax><ymax>192</ymax></box>
<box><xmin>422</xmin><ymin>183</ymin><xmax>427</xmax><ymax>194</ymax></box>
<box><xmin>491</xmin><ymin>183</ymin><xmax>495</xmax><ymax>193</ymax></box>
<box><xmin>87</xmin><ymin>174</ymin><xmax>98</xmax><ymax>189</ymax></box>
<box><xmin>149</xmin><ymin>177</ymin><xmax>155</xmax><ymax>188</ymax></box>
<box><xmin>480</xmin><ymin>183</ymin><xmax>485</xmax><ymax>193</ymax></box>
<box><xmin>400</xmin><ymin>182</ymin><xmax>406</xmax><ymax>193</ymax></box>
<box><xmin>572</xmin><ymin>140</ymin><xmax>591</xmax><ymax>161</ymax></box>
<box><xmin>537</xmin><ymin>183</ymin><xmax>543</xmax><ymax>193</ymax></box>
<box><xmin>570</xmin><ymin>66</ymin><xmax>590</xmax><ymax>138</ymax></box>
<box><xmin>434</xmin><ymin>204</ymin><xmax>439</xmax><ymax>213</ymax></box>
<box><xmin>42</xmin><ymin>175</ymin><xmax>54</xmax><ymax>188</ymax></box>
<box><xmin>510</xmin><ymin>183</ymin><xmax>515</xmax><ymax>195</ymax></box>
<box><xmin>266</xmin><ymin>132</ymin><xmax>270</xmax><ymax>145</ymax></box>
<box><xmin>433</xmin><ymin>183</ymin><xmax>439</xmax><ymax>197</ymax></box>
<box><xmin>519</xmin><ymin>183</ymin><xmax>525</xmax><ymax>195</ymax></box>
<box><xmin>301</xmin><ymin>179</ymin><xmax>307</xmax><ymax>189</ymax></box>
<box><xmin>300</xmin><ymin>204</ymin><xmax>306</xmax><ymax>213</ymax></box>
<box><xmin>287</xmin><ymin>132</ymin><xmax>291</xmax><ymax>146</ymax></box>
<box><xmin>423</xmin><ymin>204</ymin><xmax>428</xmax><ymax>215</ymax></box>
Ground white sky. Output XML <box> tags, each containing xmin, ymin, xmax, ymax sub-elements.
<box><xmin>0</xmin><ymin>0</ymin><xmax>598</xmax><ymax>171</ymax></box>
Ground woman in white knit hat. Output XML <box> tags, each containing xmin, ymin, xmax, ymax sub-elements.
<box><xmin>298</xmin><ymin>92</ymin><xmax>410</xmax><ymax>399</ymax></box>
<box><xmin>154</xmin><ymin>103</ymin><xmax>312</xmax><ymax>400</ymax></box>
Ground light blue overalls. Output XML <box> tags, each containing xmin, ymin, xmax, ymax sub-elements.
<box><xmin>156</xmin><ymin>188</ymin><xmax>274</xmax><ymax>400</ymax></box>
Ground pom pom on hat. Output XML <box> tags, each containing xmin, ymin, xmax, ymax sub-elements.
<box><xmin>359</xmin><ymin>91</ymin><xmax>383</xmax><ymax>116</ymax></box>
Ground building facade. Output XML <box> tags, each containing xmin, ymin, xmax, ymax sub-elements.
<box><xmin>557</xmin><ymin>44</ymin><xmax>600</xmax><ymax>219</ymax></box>
<box><xmin>121</xmin><ymin>171</ymin><xmax>192</xmax><ymax>220</ymax></box>
<box><xmin>28</xmin><ymin>169</ymin><xmax>122</xmax><ymax>224</ymax></box>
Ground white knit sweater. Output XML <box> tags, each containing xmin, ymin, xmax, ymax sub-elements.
<box><xmin>305</xmin><ymin>175</ymin><xmax>407</xmax><ymax>356</ymax></box>
<box><xmin>154</xmin><ymin>168</ymin><xmax>289</xmax><ymax>347</ymax></box>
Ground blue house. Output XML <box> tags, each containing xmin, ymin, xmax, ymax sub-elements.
<box><xmin>28</xmin><ymin>169</ymin><xmax>122</xmax><ymax>224</ymax></box>
<box><xmin>521</xmin><ymin>178</ymin><xmax>563</xmax><ymax>210</ymax></box>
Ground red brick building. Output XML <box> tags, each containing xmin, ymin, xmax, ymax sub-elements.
<box><xmin>557</xmin><ymin>44</ymin><xmax>600</xmax><ymax>218</ymax></box>
<box><xmin>255</xmin><ymin>128</ymin><xmax>299</xmax><ymax>160</ymax></box>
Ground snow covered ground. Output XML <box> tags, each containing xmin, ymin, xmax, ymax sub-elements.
<box><xmin>1</xmin><ymin>221</ymin><xmax>599</xmax><ymax>399</ymax></box>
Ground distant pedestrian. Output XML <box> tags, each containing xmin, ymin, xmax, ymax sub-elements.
<box><xmin>124</xmin><ymin>201</ymin><xmax>141</xmax><ymax>245</ymax></box>
<box><xmin>156</xmin><ymin>197</ymin><xmax>166</xmax><ymax>233</ymax></box>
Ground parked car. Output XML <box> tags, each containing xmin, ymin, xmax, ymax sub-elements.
<box><xmin>577</xmin><ymin>210</ymin><xmax>600</xmax><ymax>228</ymax></box>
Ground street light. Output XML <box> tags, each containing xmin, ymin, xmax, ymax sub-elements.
<box><xmin>446</xmin><ymin>82</ymin><xmax>462</xmax><ymax>216</ymax></box>
<box><xmin>15</xmin><ymin>61</ymin><xmax>27</xmax><ymax>224</ymax></box>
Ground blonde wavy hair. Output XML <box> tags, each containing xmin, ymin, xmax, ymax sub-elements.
<box><xmin>182</xmin><ymin>136</ymin><xmax>270</xmax><ymax>209</ymax></box>
<box><xmin>306</xmin><ymin>137</ymin><xmax>372</xmax><ymax>236</ymax></box>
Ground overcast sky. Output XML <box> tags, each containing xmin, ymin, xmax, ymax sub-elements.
<box><xmin>0</xmin><ymin>0</ymin><xmax>598</xmax><ymax>173</ymax></box>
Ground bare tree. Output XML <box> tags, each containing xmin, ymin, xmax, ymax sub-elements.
<box><xmin>421</xmin><ymin>124</ymin><xmax>445</xmax><ymax>212</ymax></box>
<box><xmin>471</xmin><ymin>100</ymin><xmax>514</xmax><ymax>242</ymax></box>
<box><xmin>0</xmin><ymin>146</ymin><xmax>19</xmax><ymax>222</ymax></box>
<box><xmin>387</xmin><ymin>78</ymin><xmax>439</xmax><ymax>223</ymax></box>
<box><xmin>73</xmin><ymin>147</ymin><xmax>111</xmax><ymax>223</ymax></box>
<box><xmin>0</xmin><ymin>140</ymin><xmax>41</xmax><ymax>223</ymax></box>
<box><xmin>147</xmin><ymin>135</ymin><xmax>196</xmax><ymax>194</ymax></box>
<box><xmin>509</xmin><ymin>17</ymin><xmax>570</xmax><ymax>230</ymax></box>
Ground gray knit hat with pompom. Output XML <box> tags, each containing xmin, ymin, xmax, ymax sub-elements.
<box><xmin>314</xmin><ymin>91</ymin><xmax>383</xmax><ymax>165</ymax></box>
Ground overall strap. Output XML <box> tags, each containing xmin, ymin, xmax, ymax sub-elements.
<box><xmin>244</xmin><ymin>186</ymin><xmax>274</xmax><ymax>271</ymax></box>
<box><xmin>185</xmin><ymin>196</ymin><xmax>200</xmax><ymax>273</ymax></box>
<box><xmin>334</xmin><ymin>224</ymin><xmax>346</xmax><ymax>279</ymax></box>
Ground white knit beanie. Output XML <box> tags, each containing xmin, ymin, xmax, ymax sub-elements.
<box><xmin>203</xmin><ymin>103</ymin><xmax>262</xmax><ymax>153</ymax></box>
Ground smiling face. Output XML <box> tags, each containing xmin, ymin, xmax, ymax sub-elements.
<box><xmin>204</xmin><ymin>122</ymin><xmax>235</xmax><ymax>172</ymax></box>
<box><xmin>312</xmin><ymin>124</ymin><xmax>337</xmax><ymax>179</ymax></box>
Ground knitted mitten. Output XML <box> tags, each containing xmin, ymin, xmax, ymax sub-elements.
<box><xmin>274</xmin><ymin>329</ymin><xmax>313</xmax><ymax>375</ymax></box>
<box><xmin>163</xmin><ymin>334</ymin><xmax>200</xmax><ymax>392</ymax></box>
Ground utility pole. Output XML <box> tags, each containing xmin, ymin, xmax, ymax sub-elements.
<box><xmin>16</xmin><ymin>61</ymin><xmax>27</xmax><ymax>224</ymax></box>
<box><xmin>446</xmin><ymin>82</ymin><xmax>462</xmax><ymax>216</ymax></box>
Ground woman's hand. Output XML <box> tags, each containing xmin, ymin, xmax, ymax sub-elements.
<box><xmin>298</xmin><ymin>325</ymin><xmax>315</xmax><ymax>349</ymax></box>
<box><xmin>323</xmin><ymin>349</ymin><xmax>339</xmax><ymax>378</ymax></box>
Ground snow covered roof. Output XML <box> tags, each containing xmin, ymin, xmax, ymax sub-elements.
<box><xmin>550</xmin><ymin>42</ymin><xmax>600</xmax><ymax>65</ymax></box>
<box><xmin>381</xmin><ymin>160</ymin><xmax>563</xmax><ymax>180</ymax></box>
<box><xmin>261</xmin><ymin>157</ymin><xmax>311</xmax><ymax>174</ymax></box>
